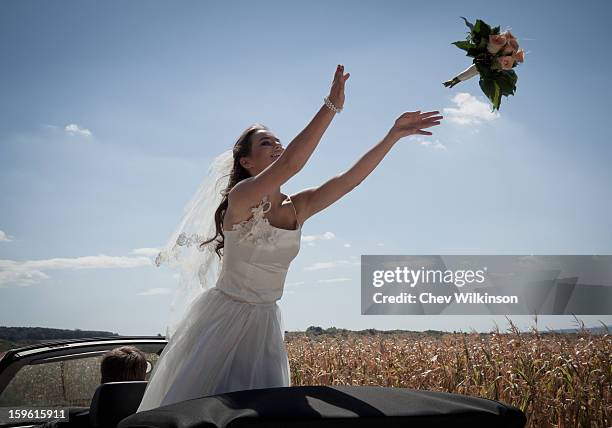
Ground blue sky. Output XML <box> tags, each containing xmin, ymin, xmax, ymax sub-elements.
<box><xmin>1</xmin><ymin>0</ymin><xmax>611</xmax><ymax>335</ymax></box>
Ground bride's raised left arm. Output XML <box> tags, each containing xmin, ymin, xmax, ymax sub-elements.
<box><xmin>292</xmin><ymin>110</ymin><xmax>443</xmax><ymax>223</ymax></box>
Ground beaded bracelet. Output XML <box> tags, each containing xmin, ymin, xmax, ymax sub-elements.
<box><xmin>324</xmin><ymin>95</ymin><xmax>343</xmax><ymax>114</ymax></box>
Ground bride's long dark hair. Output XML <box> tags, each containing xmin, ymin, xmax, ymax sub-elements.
<box><xmin>198</xmin><ymin>123</ymin><xmax>269</xmax><ymax>259</ymax></box>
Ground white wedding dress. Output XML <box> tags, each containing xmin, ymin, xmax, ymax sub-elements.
<box><xmin>136</xmin><ymin>194</ymin><xmax>301</xmax><ymax>412</ymax></box>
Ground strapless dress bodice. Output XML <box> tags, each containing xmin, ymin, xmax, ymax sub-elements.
<box><xmin>215</xmin><ymin>195</ymin><xmax>301</xmax><ymax>304</ymax></box>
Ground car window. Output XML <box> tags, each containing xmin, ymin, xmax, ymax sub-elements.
<box><xmin>0</xmin><ymin>351</ymin><xmax>159</xmax><ymax>413</ymax></box>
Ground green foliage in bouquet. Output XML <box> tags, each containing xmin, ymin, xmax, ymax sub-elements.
<box><xmin>450</xmin><ymin>17</ymin><xmax>519</xmax><ymax>111</ymax></box>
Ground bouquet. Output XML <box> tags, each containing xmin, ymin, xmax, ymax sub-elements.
<box><xmin>443</xmin><ymin>17</ymin><xmax>525</xmax><ymax>111</ymax></box>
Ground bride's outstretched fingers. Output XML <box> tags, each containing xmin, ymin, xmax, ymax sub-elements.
<box><xmin>328</xmin><ymin>64</ymin><xmax>349</xmax><ymax>110</ymax></box>
<box><xmin>390</xmin><ymin>110</ymin><xmax>443</xmax><ymax>139</ymax></box>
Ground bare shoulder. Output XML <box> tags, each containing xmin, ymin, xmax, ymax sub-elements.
<box><xmin>288</xmin><ymin>188</ymin><xmax>314</xmax><ymax>207</ymax></box>
<box><xmin>227</xmin><ymin>178</ymin><xmax>254</xmax><ymax>207</ymax></box>
<box><xmin>224</xmin><ymin>180</ymin><xmax>256</xmax><ymax>230</ymax></box>
<box><xmin>288</xmin><ymin>187</ymin><xmax>317</xmax><ymax>225</ymax></box>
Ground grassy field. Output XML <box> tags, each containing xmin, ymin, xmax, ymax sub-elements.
<box><xmin>287</xmin><ymin>320</ymin><xmax>610</xmax><ymax>428</ymax></box>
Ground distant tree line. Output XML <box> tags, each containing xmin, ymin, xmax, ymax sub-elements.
<box><xmin>0</xmin><ymin>326</ymin><xmax>119</xmax><ymax>342</ymax></box>
<box><xmin>301</xmin><ymin>325</ymin><xmax>611</xmax><ymax>337</ymax></box>
<box><xmin>303</xmin><ymin>326</ymin><xmax>447</xmax><ymax>337</ymax></box>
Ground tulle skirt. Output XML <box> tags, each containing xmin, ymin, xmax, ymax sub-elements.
<box><xmin>136</xmin><ymin>287</ymin><xmax>291</xmax><ymax>412</ymax></box>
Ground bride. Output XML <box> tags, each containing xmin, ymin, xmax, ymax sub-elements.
<box><xmin>136</xmin><ymin>64</ymin><xmax>443</xmax><ymax>412</ymax></box>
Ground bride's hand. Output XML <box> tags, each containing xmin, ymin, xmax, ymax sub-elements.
<box><xmin>389</xmin><ymin>110</ymin><xmax>443</xmax><ymax>139</ymax></box>
<box><xmin>328</xmin><ymin>64</ymin><xmax>350</xmax><ymax>110</ymax></box>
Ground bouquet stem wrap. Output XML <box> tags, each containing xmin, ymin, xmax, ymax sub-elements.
<box><xmin>443</xmin><ymin>64</ymin><xmax>479</xmax><ymax>88</ymax></box>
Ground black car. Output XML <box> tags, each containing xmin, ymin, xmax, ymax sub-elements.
<box><xmin>0</xmin><ymin>337</ymin><xmax>527</xmax><ymax>428</ymax></box>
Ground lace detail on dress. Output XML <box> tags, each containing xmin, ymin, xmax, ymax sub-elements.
<box><xmin>155</xmin><ymin>231</ymin><xmax>208</xmax><ymax>266</ymax></box>
<box><xmin>229</xmin><ymin>195</ymin><xmax>282</xmax><ymax>249</ymax></box>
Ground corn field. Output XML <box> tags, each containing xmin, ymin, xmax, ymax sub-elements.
<box><xmin>0</xmin><ymin>320</ymin><xmax>609</xmax><ymax>427</ymax></box>
<box><xmin>287</xmin><ymin>320</ymin><xmax>611</xmax><ymax>428</ymax></box>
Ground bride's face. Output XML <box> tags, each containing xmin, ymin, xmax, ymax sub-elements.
<box><xmin>240</xmin><ymin>130</ymin><xmax>284</xmax><ymax>176</ymax></box>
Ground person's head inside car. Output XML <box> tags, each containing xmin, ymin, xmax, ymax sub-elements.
<box><xmin>100</xmin><ymin>346</ymin><xmax>147</xmax><ymax>383</ymax></box>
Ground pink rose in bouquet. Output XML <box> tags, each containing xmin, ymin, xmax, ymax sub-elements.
<box><xmin>487</xmin><ymin>34</ymin><xmax>507</xmax><ymax>54</ymax></box>
<box><xmin>502</xmin><ymin>37</ymin><xmax>520</xmax><ymax>55</ymax></box>
<box><xmin>513</xmin><ymin>49</ymin><xmax>525</xmax><ymax>63</ymax></box>
<box><xmin>496</xmin><ymin>56</ymin><xmax>515</xmax><ymax>70</ymax></box>
<box><xmin>501</xmin><ymin>30</ymin><xmax>516</xmax><ymax>41</ymax></box>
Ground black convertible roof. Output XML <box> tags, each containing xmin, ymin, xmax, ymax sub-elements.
<box><xmin>118</xmin><ymin>385</ymin><xmax>527</xmax><ymax>428</ymax></box>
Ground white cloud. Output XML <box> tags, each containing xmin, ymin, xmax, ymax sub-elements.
<box><xmin>443</xmin><ymin>92</ymin><xmax>500</xmax><ymax>125</ymax></box>
<box><xmin>64</xmin><ymin>123</ymin><xmax>92</xmax><ymax>137</ymax></box>
<box><xmin>131</xmin><ymin>247</ymin><xmax>160</xmax><ymax>257</ymax></box>
<box><xmin>0</xmin><ymin>254</ymin><xmax>152</xmax><ymax>287</ymax></box>
<box><xmin>0</xmin><ymin>268</ymin><xmax>49</xmax><ymax>286</ymax></box>
<box><xmin>343</xmin><ymin>243</ymin><xmax>351</xmax><ymax>248</ymax></box>
<box><xmin>19</xmin><ymin>255</ymin><xmax>152</xmax><ymax>270</ymax></box>
<box><xmin>304</xmin><ymin>261</ymin><xmax>339</xmax><ymax>270</ymax></box>
<box><xmin>285</xmin><ymin>281</ymin><xmax>306</xmax><ymax>289</ymax></box>
<box><xmin>301</xmin><ymin>232</ymin><xmax>335</xmax><ymax>243</ymax></box>
<box><xmin>138</xmin><ymin>287</ymin><xmax>172</xmax><ymax>296</ymax></box>
<box><xmin>0</xmin><ymin>230</ymin><xmax>12</xmax><ymax>242</ymax></box>
<box><xmin>316</xmin><ymin>277</ymin><xmax>351</xmax><ymax>284</ymax></box>
<box><xmin>414</xmin><ymin>138</ymin><xmax>447</xmax><ymax>151</ymax></box>
<box><xmin>303</xmin><ymin>259</ymin><xmax>359</xmax><ymax>271</ymax></box>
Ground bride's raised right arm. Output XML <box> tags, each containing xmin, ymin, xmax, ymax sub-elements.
<box><xmin>230</xmin><ymin>65</ymin><xmax>349</xmax><ymax>206</ymax></box>
<box><xmin>284</xmin><ymin>65</ymin><xmax>349</xmax><ymax>171</ymax></box>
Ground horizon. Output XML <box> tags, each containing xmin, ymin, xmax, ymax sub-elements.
<box><xmin>1</xmin><ymin>320</ymin><xmax>611</xmax><ymax>337</ymax></box>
